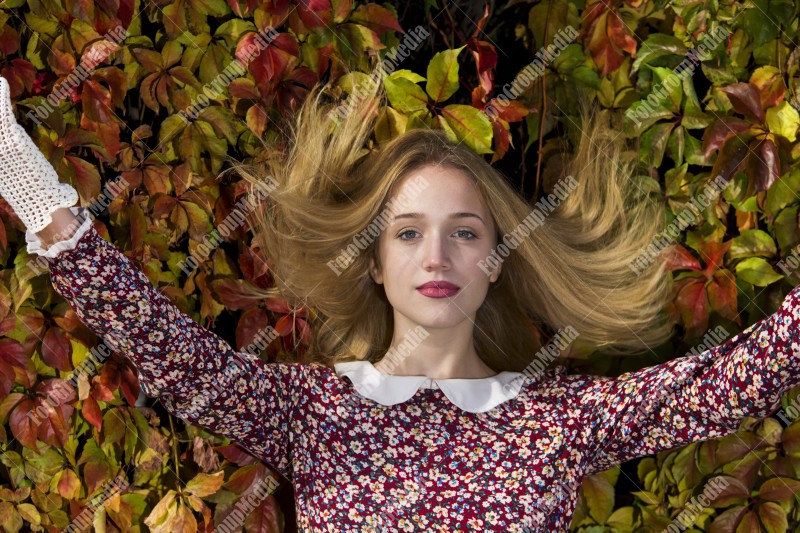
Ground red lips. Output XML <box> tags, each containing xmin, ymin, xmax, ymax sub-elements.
<box><xmin>417</xmin><ymin>281</ymin><xmax>459</xmax><ymax>290</ymax></box>
<box><xmin>416</xmin><ymin>280</ymin><xmax>460</xmax><ymax>298</ymax></box>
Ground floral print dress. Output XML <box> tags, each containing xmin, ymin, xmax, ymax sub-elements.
<box><xmin>31</xmin><ymin>207</ymin><xmax>800</xmax><ymax>532</ymax></box>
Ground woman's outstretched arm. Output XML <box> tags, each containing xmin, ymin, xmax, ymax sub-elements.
<box><xmin>0</xmin><ymin>76</ymin><xmax>307</xmax><ymax>480</ymax></box>
<box><xmin>578</xmin><ymin>284</ymin><xmax>800</xmax><ymax>476</ymax></box>
<box><xmin>42</xmin><ymin>217</ymin><xmax>309</xmax><ymax>480</ymax></box>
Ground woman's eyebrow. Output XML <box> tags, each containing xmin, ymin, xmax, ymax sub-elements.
<box><xmin>392</xmin><ymin>212</ymin><xmax>486</xmax><ymax>225</ymax></box>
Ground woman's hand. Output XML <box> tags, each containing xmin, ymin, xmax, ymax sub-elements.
<box><xmin>0</xmin><ymin>75</ymin><xmax>79</xmax><ymax>233</ymax></box>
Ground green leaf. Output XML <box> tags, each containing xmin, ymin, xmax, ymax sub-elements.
<box><xmin>336</xmin><ymin>71</ymin><xmax>372</xmax><ymax>94</ymax></box>
<box><xmin>552</xmin><ymin>44</ymin><xmax>585</xmax><ymax>73</ymax></box>
<box><xmin>632</xmin><ymin>34</ymin><xmax>688</xmax><ymax>72</ymax></box>
<box><xmin>728</xmin><ymin>230</ymin><xmax>777</xmax><ymax>260</ymax></box>
<box><xmin>765</xmin><ymin>167</ymin><xmax>800</xmax><ymax>216</ymax></box>
<box><xmin>159</xmin><ymin>114</ymin><xmax>189</xmax><ymax>145</ymax></box>
<box><xmin>582</xmin><ymin>469</ymin><xmax>617</xmax><ymax>524</ymax></box>
<box><xmin>387</xmin><ymin>69</ymin><xmax>426</xmax><ymax>83</ymax></box>
<box><xmin>426</xmin><ymin>46</ymin><xmax>464</xmax><ymax>103</ymax></box>
<box><xmin>681</xmin><ymin>75</ymin><xmax>714</xmax><ymax>129</ymax></box>
<box><xmin>640</xmin><ymin>121</ymin><xmax>675</xmax><ymax>167</ymax></box>
<box><xmin>765</xmin><ymin>100</ymin><xmax>800</xmax><ymax>142</ymax></box>
<box><xmin>758</xmin><ymin>501</ymin><xmax>788</xmax><ymax>533</ymax></box>
<box><xmin>624</xmin><ymin>100</ymin><xmax>675</xmax><ymax>137</ymax></box>
<box><xmin>741</xmin><ymin>0</ymin><xmax>779</xmax><ymax>48</ymax></box>
<box><xmin>570</xmin><ymin>66</ymin><xmax>601</xmax><ymax>90</ymax></box>
<box><xmin>734</xmin><ymin>257</ymin><xmax>782</xmax><ymax>286</ymax></box>
<box><xmin>774</xmin><ymin>205</ymin><xmax>800</xmax><ymax>252</ymax></box>
<box><xmin>385</xmin><ymin>76</ymin><xmax>428</xmax><ymax>113</ymax></box>
<box><xmin>215</xmin><ymin>19</ymin><xmax>257</xmax><ymax>48</ymax></box>
<box><xmin>440</xmin><ymin>104</ymin><xmax>493</xmax><ymax>154</ymax></box>
<box><xmin>668</xmin><ymin>126</ymin><xmax>684</xmax><ymax>165</ymax></box>
<box><xmin>649</xmin><ymin>66</ymin><xmax>683</xmax><ymax>111</ymax></box>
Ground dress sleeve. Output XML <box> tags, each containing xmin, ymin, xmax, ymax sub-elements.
<box><xmin>43</xmin><ymin>211</ymin><xmax>307</xmax><ymax>480</ymax></box>
<box><xmin>580</xmin><ymin>283</ymin><xmax>800</xmax><ymax>476</ymax></box>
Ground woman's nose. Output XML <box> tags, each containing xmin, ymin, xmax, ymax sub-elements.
<box><xmin>421</xmin><ymin>235</ymin><xmax>450</xmax><ymax>270</ymax></box>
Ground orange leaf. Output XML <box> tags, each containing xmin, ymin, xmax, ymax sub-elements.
<box><xmin>82</xmin><ymin>394</ymin><xmax>103</xmax><ymax>431</ymax></box>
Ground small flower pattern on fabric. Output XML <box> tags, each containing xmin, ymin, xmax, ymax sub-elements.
<box><xmin>44</xmin><ymin>221</ymin><xmax>800</xmax><ymax>532</ymax></box>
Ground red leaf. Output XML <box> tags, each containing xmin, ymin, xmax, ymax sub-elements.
<box><xmin>240</xmin><ymin>33</ymin><xmax>299</xmax><ymax>87</ymax></box>
<box><xmin>745</xmin><ymin>138</ymin><xmax>781</xmax><ymax>192</ymax></box>
<box><xmin>211</xmin><ymin>279</ymin><xmax>265</xmax><ymax>311</ymax></box>
<box><xmin>467</xmin><ymin>37</ymin><xmax>497</xmax><ymax>95</ymax></box>
<box><xmin>489</xmin><ymin>99</ymin><xmax>529</xmax><ymax>123</ymax></box>
<box><xmin>274</xmin><ymin>315</ymin><xmax>294</xmax><ymax>337</ymax></box>
<box><xmin>37</xmin><ymin>378</ymin><xmax>76</xmax><ymax>406</ymax></box>
<box><xmin>215</xmin><ymin>444</ymin><xmax>259</xmax><ymax>466</ymax></box>
<box><xmin>81</xmin><ymin>79</ymin><xmax>116</xmax><ymax>124</ymax></box>
<box><xmin>82</xmin><ymin>394</ymin><xmax>103</xmax><ymax>430</ymax></box>
<box><xmin>239</xmin><ymin>246</ymin><xmax>273</xmax><ymax>289</ymax></box>
<box><xmin>99</xmin><ymin>361</ymin><xmax>121</xmax><ymax>393</ymax></box>
<box><xmin>222</xmin><ymin>463</ymin><xmax>263</xmax><ymax>493</ymax></box>
<box><xmin>0</xmin><ymin>392</ymin><xmax>26</xmax><ymax>424</ymax></box>
<box><xmin>297</xmin><ymin>0</ymin><xmax>332</xmax><ymax>30</ymax></box>
<box><xmin>0</xmin><ymin>362</ymin><xmax>15</xmax><ymax>398</ymax></box>
<box><xmin>350</xmin><ymin>3</ymin><xmax>403</xmax><ymax>34</ymax></box>
<box><xmin>701</xmin><ymin>118</ymin><xmax>752</xmax><ymax>160</ymax></box>
<box><xmin>243</xmin><ymin>495</ymin><xmax>283</xmax><ymax>532</ymax></box>
<box><xmin>119</xmin><ymin>365</ymin><xmax>140</xmax><ymax>406</ymax></box>
<box><xmin>720</xmin><ymin>83</ymin><xmax>765</xmax><ymax>123</ymax></box>
<box><xmin>49</xmin><ymin>47</ymin><xmax>77</xmax><ymax>77</ymax></box>
<box><xmin>750</xmin><ymin>69</ymin><xmax>785</xmax><ymax>110</ymax></box>
<box><xmin>81</xmin><ymin>120</ymin><xmax>121</xmax><ymax>162</ymax></box>
<box><xmin>91</xmin><ymin>378</ymin><xmax>116</xmax><ymax>402</ymax></box>
<box><xmin>0</xmin><ymin>338</ymin><xmax>31</xmax><ymax>371</ymax></box>
<box><xmin>582</xmin><ymin>3</ymin><xmax>636</xmax><ymax>77</ymax></box>
<box><xmin>664</xmin><ymin>243</ymin><xmax>703</xmax><ymax>271</ymax></box>
<box><xmin>606</xmin><ymin>7</ymin><xmax>637</xmax><ymax>56</ymax></box>
<box><xmin>708</xmin><ymin>269</ymin><xmax>740</xmax><ymax>324</ymax></box>
<box><xmin>675</xmin><ymin>277</ymin><xmax>709</xmax><ymax>338</ymax></box>
<box><xmin>0</xmin><ymin>60</ymin><xmax>37</xmax><ymax>97</ymax></box>
<box><xmin>236</xmin><ymin>308</ymin><xmax>272</xmax><ymax>353</ymax></box>
<box><xmin>42</xmin><ymin>327</ymin><xmax>72</xmax><ymax>371</ymax></box>
<box><xmin>709</xmin><ymin>133</ymin><xmax>753</xmax><ymax>185</ymax></box>
<box><xmin>65</xmin><ymin>155</ymin><xmax>102</xmax><ymax>202</ymax></box>
<box><xmin>83</xmin><ymin>459</ymin><xmax>111</xmax><ymax>495</ymax></box>
<box><xmin>296</xmin><ymin>317</ymin><xmax>312</xmax><ymax>346</ymax></box>
<box><xmin>699</xmin><ymin>240</ymin><xmax>732</xmax><ymax>274</ymax></box>
<box><xmin>0</xmin><ymin>26</ymin><xmax>20</xmax><ymax>56</ymax></box>
<box><xmin>264</xmin><ymin>297</ymin><xmax>292</xmax><ymax>314</ymax></box>
<box><xmin>35</xmin><ymin>396</ymin><xmax>71</xmax><ymax>446</ymax></box>
<box><xmin>9</xmin><ymin>399</ymin><xmax>38</xmax><ymax>448</ymax></box>
<box><xmin>491</xmin><ymin>120</ymin><xmax>511</xmax><ymax>164</ymax></box>
<box><xmin>0</xmin><ymin>338</ymin><xmax>35</xmax><ymax>388</ymax></box>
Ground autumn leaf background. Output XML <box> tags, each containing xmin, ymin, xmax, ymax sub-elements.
<box><xmin>1</xmin><ymin>0</ymin><xmax>800</xmax><ymax>531</ymax></box>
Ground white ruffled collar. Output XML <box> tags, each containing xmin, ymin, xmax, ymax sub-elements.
<box><xmin>333</xmin><ymin>361</ymin><xmax>526</xmax><ymax>413</ymax></box>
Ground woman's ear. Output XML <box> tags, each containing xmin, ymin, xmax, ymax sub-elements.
<box><xmin>369</xmin><ymin>256</ymin><xmax>383</xmax><ymax>284</ymax></box>
<box><xmin>488</xmin><ymin>260</ymin><xmax>502</xmax><ymax>283</ymax></box>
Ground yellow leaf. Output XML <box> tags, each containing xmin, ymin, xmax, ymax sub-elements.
<box><xmin>144</xmin><ymin>490</ymin><xmax>178</xmax><ymax>531</ymax></box>
<box><xmin>184</xmin><ymin>470</ymin><xmax>225</xmax><ymax>497</ymax></box>
<box><xmin>766</xmin><ymin>100</ymin><xmax>800</xmax><ymax>142</ymax></box>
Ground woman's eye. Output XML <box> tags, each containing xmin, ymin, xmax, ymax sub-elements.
<box><xmin>396</xmin><ymin>229</ymin><xmax>477</xmax><ymax>240</ymax></box>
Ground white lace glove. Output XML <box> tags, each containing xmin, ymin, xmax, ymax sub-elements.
<box><xmin>0</xmin><ymin>76</ymin><xmax>79</xmax><ymax>233</ymax></box>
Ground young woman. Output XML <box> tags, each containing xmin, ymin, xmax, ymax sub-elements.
<box><xmin>1</xmin><ymin>73</ymin><xmax>798</xmax><ymax>532</ymax></box>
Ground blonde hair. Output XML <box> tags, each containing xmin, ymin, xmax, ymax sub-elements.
<box><xmin>225</xmin><ymin>75</ymin><xmax>676</xmax><ymax>371</ymax></box>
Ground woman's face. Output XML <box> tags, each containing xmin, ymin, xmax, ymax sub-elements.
<box><xmin>369</xmin><ymin>164</ymin><xmax>502</xmax><ymax>332</ymax></box>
